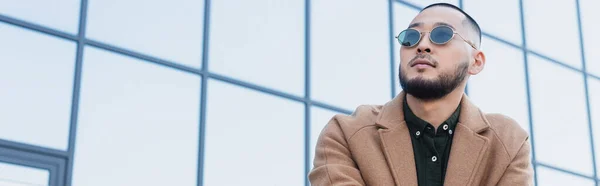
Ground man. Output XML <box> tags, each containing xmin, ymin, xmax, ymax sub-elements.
<box><xmin>308</xmin><ymin>3</ymin><xmax>533</xmax><ymax>186</ymax></box>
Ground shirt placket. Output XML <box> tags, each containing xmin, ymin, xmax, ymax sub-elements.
<box><xmin>424</xmin><ymin>125</ymin><xmax>442</xmax><ymax>186</ymax></box>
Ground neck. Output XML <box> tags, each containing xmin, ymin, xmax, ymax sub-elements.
<box><xmin>405</xmin><ymin>86</ymin><xmax>464</xmax><ymax>128</ymax></box>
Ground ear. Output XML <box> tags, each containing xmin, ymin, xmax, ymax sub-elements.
<box><xmin>468</xmin><ymin>49</ymin><xmax>485</xmax><ymax>75</ymax></box>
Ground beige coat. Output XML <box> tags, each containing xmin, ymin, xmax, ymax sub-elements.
<box><xmin>309</xmin><ymin>92</ymin><xmax>533</xmax><ymax>186</ymax></box>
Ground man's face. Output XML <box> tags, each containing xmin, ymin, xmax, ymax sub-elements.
<box><xmin>399</xmin><ymin>6</ymin><xmax>476</xmax><ymax>100</ymax></box>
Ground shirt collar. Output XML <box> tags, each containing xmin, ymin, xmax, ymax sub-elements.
<box><xmin>375</xmin><ymin>91</ymin><xmax>490</xmax><ymax>133</ymax></box>
<box><xmin>402</xmin><ymin>95</ymin><xmax>461</xmax><ymax>136</ymax></box>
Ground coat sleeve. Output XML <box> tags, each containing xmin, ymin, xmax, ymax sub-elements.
<box><xmin>308</xmin><ymin>117</ymin><xmax>366</xmax><ymax>186</ymax></box>
<box><xmin>496</xmin><ymin>138</ymin><xmax>534</xmax><ymax>186</ymax></box>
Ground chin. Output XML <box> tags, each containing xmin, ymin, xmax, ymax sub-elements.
<box><xmin>409</xmin><ymin>73</ymin><xmax>438</xmax><ymax>80</ymax></box>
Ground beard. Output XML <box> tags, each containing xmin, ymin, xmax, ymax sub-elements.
<box><xmin>399</xmin><ymin>61</ymin><xmax>469</xmax><ymax>101</ymax></box>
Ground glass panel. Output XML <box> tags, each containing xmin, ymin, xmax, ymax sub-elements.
<box><xmin>400</xmin><ymin>0</ymin><xmax>458</xmax><ymax>8</ymax></box>
<box><xmin>311</xmin><ymin>0</ymin><xmax>390</xmax><ymax>110</ymax></box>
<box><xmin>0</xmin><ymin>161</ymin><xmax>49</xmax><ymax>186</ymax></box>
<box><xmin>393</xmin><ymin>4</ymin><xmax>420</xmax><ymax>95</ymax></box>
<box><xmin>463</xmin><ymin>0</ymin><xmax>521</xmax><ymax>45</ymax></box>
<box><xmin>524</xmin><ymin>0</ymin><xmax>582</xmax><ymax>69</ymax></box>
<box><xmin>86</xmin><ymin>0</ymin><xmax>205</xmax><ymax>68</ymax></box>
<box><xmin>209</xmin><ymin>0</ymin><xmax>304</xmax><ymax>96</ymax></box>
<box><xmin>537</xmin><ymin>167</ymin><xmax>595</xmax><ymax>186</ymax></box>
<box><xmin>72</xmin><ymin>47</ymin><xmax>200</xmax><ymax>186</ymax></box>
<box><xmin>310</xmin><ymin>106</ymin><xmax>343</xmax><ymax>168</ymax></box>
<box><xmin>580</xmin><ymin>0</ymin><xmax>600</xmax><ymax>77</ymax></box>
<box><xmin>589</xmin><ymin>78</ymin><xmax>600</xmax><ymax>176</ymax></box>
<box><xmin>204</xmin><ymin>80</ymin><xmax>304</xmax><ymax>186</ymax></box>
<box><xmin>529</xmin><ymin>55</ymin><xmax>592</xmax><ymax>175</ymax></box>
<box><xmin>0</xmin><ymin>22</ymin><xmax>76</xmax><ymax>150</ymax></box>
<box><xmin>468</xmin><ymin>37</ymin><xmax>529</xmax><ymax>133</ymax></box>
<box><xmin>0</xmin><ymin>0</ymin><xmax>80</xmax><ymax>34</ymax></box>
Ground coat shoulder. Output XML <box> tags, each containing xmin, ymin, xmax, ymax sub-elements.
<box><xmin>485</xmin><ymin>113</ymin><xmax>530</xmax><ymax>158</ymax></box>
<box><xmin>328</xmin><ymin>104</ymin><xmax>383</xmax><ymax>140</ymax></box>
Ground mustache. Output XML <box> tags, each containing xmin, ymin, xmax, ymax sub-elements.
<box><xmin>408</xmin><ymin>54</ymin><xmax>439</xmax><ymax>67</ymax></box>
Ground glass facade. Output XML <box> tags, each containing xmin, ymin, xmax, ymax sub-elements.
<box><xmin>0</xmin><ymin>0</ymin><xmax>598</xmax><ymax>185</ymax></box>
<box><xmin>0</xmin><ymin>161</ymin><xmax>49</xmax><ymax>186</ymax></box>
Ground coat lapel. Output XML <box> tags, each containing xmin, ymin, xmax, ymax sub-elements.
<box><xmin>376</xmin><ymin>93</ymin><xmax>418</xmax><ymax>186</ymax></box>
<box><xmin>444</xmin><ymin>95</ymin><xmax>491</xmax><ymax>186</ymax></box>
<box><xmin>443</xmin><ymin>123</ymin><xmax>489</xmax><ymax>185</ymax></box>
<box><xmin>379</xmin><ymin>124</ymin><xmax>417</xmax><ymax>186</ymax></box>
<box><xmin>376</xmin><ymin>92</ymin><xmax>491</xmax><ymax>186</ymax></box>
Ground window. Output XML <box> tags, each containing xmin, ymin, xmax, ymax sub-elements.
<box><xmin>0</xmin><ymin>22</ymin><xmax>76</xmax><ymax>150</ymax></box>
<box><xmin>86</xmin><ymin>0</ymin><xmax>205</xmax><ymax>68</ymax></box>
<box><xmin>536</xmin><ymin>167</ymin><xmax>595</xmax><ymax>186</ymax></box>
<box><xmin>204</xmin><ymin>80</ymin><xmax>304</xmax><ymax>186</ymax></box>
<box><xmin>588</xmin><ymin>78</ymin><xmax>600</xmax><ymax>177</ymax></box>
<box><xmin>468</xmin><ymin>37</ymin><xmax>529</xmax><ymax>133</ymax></box>
<box><xmin>73</xmin><ymin>47</ymin><xmax>201</xmax><ymax>186</ymax></box>
<box><xmin>463</xmin><ymin>0</ymin><xmax>521</xmax><ymax>45</ymax></box>
<box><xmin>0</xmin><ymin>0</ymin><xmax>80</xmax><ymax>34</ymax></box>
<box><xmin>311</xmin><ymin>0</ymin><xmax>391</xmax><ymax>110</ymax></box>
<box><xmin>579</xmin><ymin>0</ymin><xmax>600</xmax><ymax>77</ymax></box>
<box><xmin>524</xmin><ymin>0</ymin><xmax>582</xmax><ymax>69</ymax></box>
<box><xmin>208</xmin><ymin>0</ymin><xmax>305</xmax><ymax>96</ymax></box>
<box><xmin>0</xmin><ymin>147</ymin><xmax>65</xmax><ymax>186</ymax></box>
<box><xmin>0</xmin><ymin>161</ymin><xmax>49</xmax><ymax>186</ymax></box>
<box><xmin>529</xmin><ymin>55</ymin><xmax>592</xmax><ymax>176</ymax></box>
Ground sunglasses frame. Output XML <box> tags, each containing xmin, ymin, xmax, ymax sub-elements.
<box><xmin>395</xmin><ymin>25</ymin><xmax>477</xmax><ymax>49</ymax></box>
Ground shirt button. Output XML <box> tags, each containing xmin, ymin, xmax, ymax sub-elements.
<box><xmin>449</xmin><ymin>129</ymin><xmax>453</xmax><ymax>135</ymax></box>
<box><xmin>416</xmin><ymin>131</ymin><xmax>421</xmax><ymax>136</ymax></box>
<box><xmin>432</xmin><ymin>156</ymin><xmax>437</xmax><ymax>162</ymax></box>
<box><xmin>443</xmin><ymin>124</ymin><xmax>449</xmax><ymax>130</ymax></box>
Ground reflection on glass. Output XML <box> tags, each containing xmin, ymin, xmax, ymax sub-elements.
<box><xmin>204</xmin><ymin>80</ymin><xmax>304</xmax><ymax>186</ymax></box>
<box><xmin>73</xmin><ymin>47</ymin><xmax>200</xmax><ymax>186</ymax></box>
<box><xmin>0</xmin><ymin>22</ymin><xmax>75</xmax><ymax>150</ymax></box>
<box><xmin>86</xmin><ymin>0</ymin><xmax>205</xmax><ymax>68</ymax></box>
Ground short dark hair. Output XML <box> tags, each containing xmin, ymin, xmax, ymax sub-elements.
<box><xmin>422</xmin><ymin>3</ymin><xmax>481</xmax><ymax>48</ymax></box>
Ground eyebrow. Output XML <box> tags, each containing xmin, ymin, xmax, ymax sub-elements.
<box><xmin>408</xmin><ymin>22</ymin><xmax>457</xmax><ymax>31</ymax></box>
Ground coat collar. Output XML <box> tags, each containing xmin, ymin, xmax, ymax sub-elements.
<box><xmin>375</xmin><ymin>91</ymin><xmax>491</xmax><ymax>186</ymax></box>
<box><xmin>375</xmin><ymin>91</ymin><xmax>489</xmax><ymax>133</ymax></box>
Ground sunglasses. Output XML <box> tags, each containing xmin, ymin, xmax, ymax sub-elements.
<box><xmin>395</xmin><ymin>25</ymin><xmax>477</xmax><ymax>49</ymax></box>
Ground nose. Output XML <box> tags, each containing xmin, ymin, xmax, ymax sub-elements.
<box><xmin>417</xmin><ymin>47</ymin><xmax>431</xmax><ymax>53</ymax></box>
<box><xmin>416</xmin><ymin>33</ymin><xmax>432</xmax><ymax>54</ymax></box>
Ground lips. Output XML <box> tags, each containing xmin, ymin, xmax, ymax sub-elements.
<box><xmin>410</xmin><ymin>59</ymin><xmax>436</xmax><ymax>68</ymax></box>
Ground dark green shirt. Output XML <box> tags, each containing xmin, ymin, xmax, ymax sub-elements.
<box><xmin>403</xmin><ymin>96</ymin><xmax>461</xmax><ymax>186</ymax></box>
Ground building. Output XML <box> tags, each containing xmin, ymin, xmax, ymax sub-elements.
<box><xmin>0</xmin><ymin>0</ymin><xmax>598</xmax><ymax>185</ymax></box>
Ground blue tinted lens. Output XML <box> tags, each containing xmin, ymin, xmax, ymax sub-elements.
<box><xmin>430</xmin><ymin>26</ymin><xmax>454</xmax><ymax>44</ymax></box>
<box><xmin>397</xmin><ymin>29</ymin><xmax>420</xmax><ymax>47</ymax></box>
